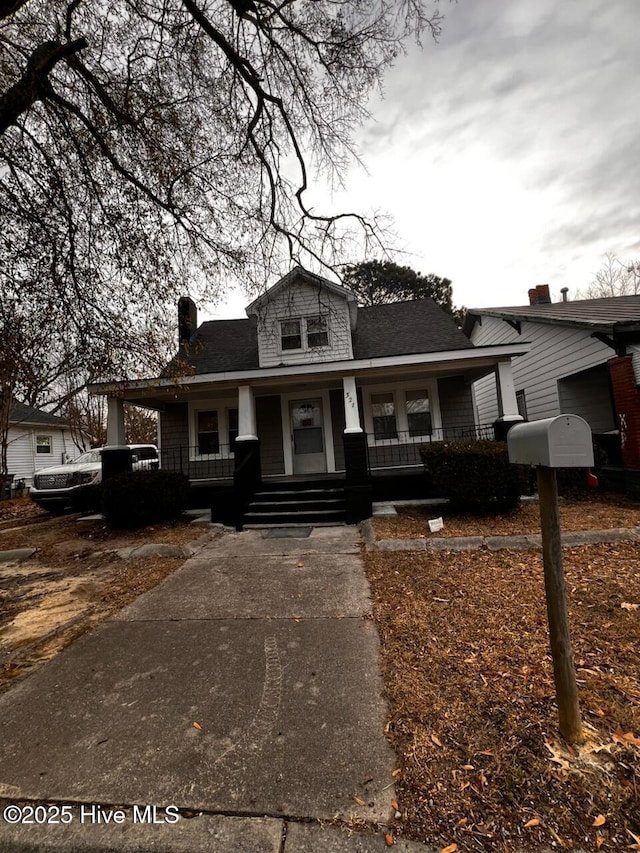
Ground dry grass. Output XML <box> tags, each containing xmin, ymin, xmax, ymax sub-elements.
<box><xmin>0</xmin><ymin>511</ymin><xmax>213</xmax><ymax>691</ymax></box>
<box><xmin>372</xmin><ymin>494</ymin><xmax>640</xmax><ymax>540</ymax></box>
<box><xmin>364</xmin><ymin>543</ymin><xmax>640</xmax><ymax>852</ymax></box>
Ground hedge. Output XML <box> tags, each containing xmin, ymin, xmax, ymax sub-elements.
<box><xmin>102</xmin><ymin>470</ymin><xmax>189</xmax><ymax>528</ymax></box>
<box><xmin>420</xmin><ymin>440</ymin><xmax>525</xmax><ymax>514</ymax></box>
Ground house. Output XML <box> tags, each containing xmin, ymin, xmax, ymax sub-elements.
<box><xmin>464</xmin><ymin>285</ymin><xmax>640</xmax><ymax>488</ymax></box>
<box><xmin>91</xmin><ymin>268</ymin><xmax>528</xmax><ymax>526</ymax></box>
<box><xmin>3</xmin><ymin>401</ymin><xmax>78</xmax><ymax>492</ymax></box>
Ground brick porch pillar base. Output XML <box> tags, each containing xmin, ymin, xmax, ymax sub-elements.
<box><xmin>607</xmin><ymin>355</ymin><xmax>640</xmax><ymax>471</ymax></box>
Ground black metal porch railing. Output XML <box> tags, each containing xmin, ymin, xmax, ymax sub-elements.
<box><xmin>366</xmin><ymin>424</ymin><xmax>497</xmax><ymax>471</ymax></box>
<box><xmin>158</xmin><ymin>444</ymin><xmax>287</xmax><ymax>480</ymax></box>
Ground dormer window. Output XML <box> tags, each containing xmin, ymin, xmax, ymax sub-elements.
<box><xmin>307</xmin><ymin>315</ymin><xmax>328</xmax><ymax>348</ymax></box>
<box><xmin>281</xmin><ymin>319</ymin><xmax>302</xmax><ymax>351</ymax></box>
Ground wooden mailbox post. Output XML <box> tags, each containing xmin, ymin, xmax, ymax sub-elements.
<box><xmin>507</xmin><ymin>415</ymin><xmax>594</xmax><ymax>744</ymax></box>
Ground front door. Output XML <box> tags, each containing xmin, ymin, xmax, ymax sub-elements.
<box><xmin>290</xmin><ymin>398</ymin><xmax>326</xmax><ymax>475</ymax></box>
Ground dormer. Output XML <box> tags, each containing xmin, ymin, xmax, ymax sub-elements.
<box><xmin>245</xmin><ymin>267</ymin><xmax>358</xmax><ymax>368</ymax></box>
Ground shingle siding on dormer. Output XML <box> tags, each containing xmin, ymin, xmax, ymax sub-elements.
<box><xmin>253</xmin><ymin>280</ymin><xmax>353</xmax><ymax>368</ymax></box>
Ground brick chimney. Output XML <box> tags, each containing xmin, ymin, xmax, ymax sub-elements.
<box><xmin>178</xmin><ymin>297</ymin><xmax>197</xmax><ymax>345</ymax></box>
<box><xmin>528</xmin><ymin>284</ymin><xmax>551</xmax><ymax>305</ymax></box>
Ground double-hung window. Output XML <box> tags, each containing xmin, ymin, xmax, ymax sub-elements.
<box><xmin>371</xmin><ymin>392</ymin><xmax>397</xmax><ymax>440</ymax></box>
<box><xmin>281</xmin><ymin>319</ymin><xmax>302</xmax><ymax>351</ymax></box>
<box><xmin>307</xmin><ymin>315</ymin><xmax>328</xmax><ymax>348</ymax></box>
<box><xmin>406</xmin><ymin>389</ymin><xmax>432</xmax><ymax>437</ymax></box>
<box><xmin>36</xmin><ymin>435</ymin><xmax>52</xmax><ymax>454</ymax></box>
<box><xmin>197</xmin><ymin>411</ymin><xmax>219</xmax><ymax>455</ymax></box>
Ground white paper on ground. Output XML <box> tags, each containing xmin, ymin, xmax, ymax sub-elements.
<box><xmin>428</xmin><ymin>516</ymin><xmax>444</xmax><ymax>532</ymax></box>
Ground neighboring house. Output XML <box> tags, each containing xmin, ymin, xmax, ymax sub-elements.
<box><xmin>464</xmin><ymin>285</ymin><xmax>640</xmax><ymax>483</ymax></box>
<box><xmin>91</xmin><ymin>267</ymin><xmax>528</xmax><ymax>526</ymax></box>
<box><xmin>4</xmin><ymin>401</ymin><xmax>79</xmax><ymax>490</ymax></box>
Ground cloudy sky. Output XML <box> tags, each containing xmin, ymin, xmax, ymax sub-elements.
<box><xmin>216</xmin><ymin>0</ymin><xmax>640</xmax><ymax>318</ymax></box>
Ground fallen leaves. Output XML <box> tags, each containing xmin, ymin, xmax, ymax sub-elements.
<box><xmin>592</xmin><ymin>814</ymin><xmax>606</xmax><ymax>827</ymax></box>
<box><xmin>439</xmin><ymin>845</ymin><xmax>458</xmax><ymax>853</ymax></box>
<box><xmin>621</xmin><ymin>602</ymin><xmax>639</xmax><ymax>611</ymax></box>
<box><xmin>524</xmin><ymin>818</ymin><xmax>540</xmax><ymax>828</ymax></box>
<box><xmin>384</xmin><ymin>832</ymin><xmax>395</xmax><ymax>846</ymax></box>
<box><xmin>192</xmin><ymin>721</ymin><xmax>202</xmax><ymax>730</ymax></box>
<box><xmin>430</xmin><ymin>733</ymin><xmax>443</xmax><ymax>748</ymax></box>
<box><xmin>352</xmin><ymin>796</ymin><xmax>365</xmax><ymax>806</ymax></box>
<box><xmin>612</xmin><ymin>728</ymin><xmax>640</xmax><ymax>749</ymax></box>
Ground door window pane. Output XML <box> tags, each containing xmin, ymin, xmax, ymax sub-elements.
<box><xmin>371</xmin><ymin>392</ymin><xmax>397</xmax><ymax>439</ymax></box>
<box><xmin>281</xmin><ymin>319</ymin><xmax>302</xmax><ymax>350</ymax></box>
<box><xmin>406</xmin><ymin>389</ymin><xmax>432</xmax><ymax>437</ymax></box>
<box><xmin>291</xmin><ymin>401</ymin><xmax>321</xmax><ymax>429</ymax></box>
<box><xmin>197</xmin><ymin>411</ymin><xmax>219</xmax><ymax>454</ymax></box>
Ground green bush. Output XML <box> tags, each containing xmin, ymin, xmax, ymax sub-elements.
<box><xmin>420</xmin><ymin>440</ymin><xmax>525</xmax><ymax>514</ymax></box>
<box><xmin>102</xmin><ymin>470</ymin><xmax>189</xmax><ymax>528</ymax></box>
<box><xmin>70</xmin><ymin>483</ymin><xmax>103</xmax><ymax>513</ymax></box>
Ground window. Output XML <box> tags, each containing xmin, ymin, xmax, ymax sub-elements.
<box><xmin>371</xmin><ymin>392</ymin><xmax>397</xmax><ymax>439</ymax></box>
<box><xmin>36</xmin><ymin>435</ymin><xmax>52</xmax><ymax>454</ymax></box>
<box><xmin>307</xmin><ymin>315</ymin><xmax>328</xmax><ymax>348</ymax></box>
<box><xmin>516</xmin><ymin>389</ymin><xmax>528</xmax><ymax>420</ymax></box>
<box><xmin>197</xmin><ymin>411</ymin><xmax>219</xmax><ymax>454</ymax></box>
<box><xmin>281</xmin><ymin>319</ymin><xmax>302</xmax><ymax>350</ymax></box>
<box><xmin>406</xmin><ymin>389</ymin><xmax>432</xmax><ymax>437</ymax></box>
<box><xmin>227</xmin><ymin>408</ymin><xmax>239</xmax><ymax>450</ymax></box>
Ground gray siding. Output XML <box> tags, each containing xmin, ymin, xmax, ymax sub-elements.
<box><xmin>557</xmin><ymin>364</ymin><xmax>615</xmax><ymax>432</ymax></box>
<box><xmin>256</xmin><ymin>395</ymin><xmax>285</xmax><ymax>476</ymax></box>
<box><xmin>329</xmin><ymin>388</ymin><xmax>346</xmax><ymax>471</ymax></box>
<box><xmin>471</xmin><ymin>315</ymin><xmax>618</xmax><ymax>425</ymax></box>
<box><xmin>438</xmin><ymin>376</ymin><xmax>476</xmax><ymax>438</ymax></box>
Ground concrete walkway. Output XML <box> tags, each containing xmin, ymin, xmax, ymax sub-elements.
<box><xmin>0</xmin><ymin>527</ymin><xmax>436</xmax><ymax>851</ymax></box>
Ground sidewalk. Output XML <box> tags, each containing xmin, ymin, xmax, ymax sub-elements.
<box><xmin>0</xmin><ymin>526</ymin><xmax>436</xmax><ymax>851</ymax></box>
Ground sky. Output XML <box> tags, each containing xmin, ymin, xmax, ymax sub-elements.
<box><xmin>214</xmin><ymin>0</ymin><xmax>640</xmax><ymax>319</ymax></box>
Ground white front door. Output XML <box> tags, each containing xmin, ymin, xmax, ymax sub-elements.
<box><xmin>290</xmin><ymin>398</ymin><xmax>326</xmax><ymax>475</ymax></box>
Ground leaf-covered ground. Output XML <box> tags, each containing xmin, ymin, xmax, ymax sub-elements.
<box><xmin>364</xmin><ymin>543</ymin><xmax>640</xmax><ymax>852</ymax></box>
<box><xmin>372</xmin><ymin>494</ymin><xmax>640</xmax><ymax>541</ymax></box>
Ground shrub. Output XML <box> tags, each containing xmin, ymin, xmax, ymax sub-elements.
<box><xmin>420</xmin><ymin>440</ymin><xmax>525</xmax><ymax>514</ymax></box>
<box><xmin>70</xmin><ymin>483</ymin><xmax>103</xmax><ymax>513</ymax></box>
<box><xmin>102</xmin><ymin>470</ymin><xmax>189</xmax><ymax>528</ymax></box>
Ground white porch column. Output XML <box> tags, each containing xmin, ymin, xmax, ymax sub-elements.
<box><xmin>343</xmin><ymin>376</ymin><xmax>363</xmax><ymax>433</ymax></box>
<box><xmin>236</xmin><ymin>385</ymin><xmax>258</xmax><ymax>441</ymax></box>
<box><xmin>496</xmin><ymin>360</ymin><xmax>521</xmax><ymax>419</ymax></box>
<box><xmin>106</xmin><ymin>396</ymin><xmax>126</xmax><ymax>445</ymax></box>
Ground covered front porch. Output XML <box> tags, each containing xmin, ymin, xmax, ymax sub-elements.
<box><xmin>99</xmin><ymin>344</ymin><xmax>526</xmax><ymax>527</ymax></box>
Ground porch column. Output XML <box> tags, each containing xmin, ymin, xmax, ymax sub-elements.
<box><xmin>494</xmin><ymin>360</ymin><xmax>523</xmax><ymax>440</ymax></box>
<box><xmin>343</xmin><ymin>375</ymin><xmax>363</xmax><ymax>433</ymax></box>
<box><xmin>106</xmin><ymin>396</ymin><xmax>126</xmax><ymax>445</ymax></box>
<box><xmin>236</xmin><ymin>385</ymin><xmax>258</xmax><ymax>441</ymax></box>
<box><xmin>342</xmin><ymin>376</ymin><xmax>372</xmax><ymax>522</ymax></box>
<box><xmin>233</xmin><ymin>386</ymin><xmax>261</xmax><ymax>521</ymax></box>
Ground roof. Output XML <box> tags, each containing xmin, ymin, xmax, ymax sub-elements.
<box><xmin>464</xmin><ymin>295</ymin><xmax>640</xmax><ymax>337</ymax></box>
<box><xmin>9</xmin><ymin>400</ymin><xmax>70</xmax><ymax>428</ymax></box>
<box><xmin>167</xmin><ymin>298</ymin><xmax>473</xmax><ymax>376</ymax></box>
<box><xmin>352</xmin><ymin>299</ymin><xmax>474</xmax><ymax>359</ymax></box>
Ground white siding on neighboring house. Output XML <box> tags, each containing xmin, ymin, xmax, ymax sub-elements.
<box><xmin>627</xmin><ymin>343</ymin><xmax>640</xmax><ymax>384</ymax></box>
<box><xmin>252</xmin><ymin>280</ymin><xmax>354</xmax><ymax>368</ymax></box>
<box><xmin>471</xmin><ymin>315</ymin><xmax>616</xmax><ymax>427</ymax></box>
<box><xmin>6</xmin><ymin>425</ymin><xmax>73</xmax><ymax>487</ymax></box>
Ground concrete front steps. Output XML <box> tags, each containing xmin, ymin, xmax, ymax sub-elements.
<box><xmin>243</xmin><ymin>478</ymin><xmax>346</xmax><ymax>527</ymax></box>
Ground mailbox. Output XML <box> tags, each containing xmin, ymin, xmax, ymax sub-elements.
<box><xmin>507</xmin><ymin>415</ymin><xmax>594</xmax><ymax>468</ymax></box>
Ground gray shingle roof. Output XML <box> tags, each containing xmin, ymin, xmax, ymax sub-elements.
<box><xmin>465</xmin><ymin>295</ymin><xmax>640</xmax><ymax>335</ymax></box>
<box><xmin>166</xmin><ymin>298</ymin><xmax>473</xmax><ymax>375</ymax></box>
<box><xmin>9</xmin><ymin>400</ymin><xmax>70</xmax><ymax>428</ymax></box>
<box><xmin>352</xmin><ymin>299</ymin><xmax>473</xmax><ymax>358</ymax></box>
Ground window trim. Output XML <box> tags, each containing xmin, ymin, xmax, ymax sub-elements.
<box><xmin>280</xmin><ymin>318</ymin><xmax>303</xmax><ymax>352</ymax></box>
<box><xmin>515</xmin><ymin>389</ymin><xmax>528</xmax><ymax>420</ymax></box>
<box><xmin>362</xmin><ymin>379</ymin><xmax>442</xmax><ymax>447</ymax></box>
<box><xmin>188</xmin><ymin>399</ymin><xmax>239</xmax><ymax>461</ymax></box>
<box><xmin>278</xmin><ymin>314</ymin><xmax>330</xmax><ymax>355</ymax></box>
<box><xmin>35</xmin><ymin>434</ymin><xmax>53</xmax><ymax>455</ymax></box>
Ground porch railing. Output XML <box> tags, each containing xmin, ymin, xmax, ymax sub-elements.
<box><xmin>366</xmin><ymin>423</ymin><xmax>497</xmax><ymax>471</ymax></box>
<box><xmin>158</xmin><ymin>444</ymin><xmax>287</xmax><ymax>480</ymax></box>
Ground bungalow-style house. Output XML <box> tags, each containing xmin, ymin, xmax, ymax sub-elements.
<box><xmin>3</xmin><ymin>401</ymin><xmax>77</xmax><ymax>493</ymax></box>
<box><xmin>91</xmin><ymin>268</ymin><xmax>528</xmax><ymax>527</ymax></box>
<box><xmin>464</xmin><ymin>285</ymin><xmax>640</xmax><ymax>490</ymax></box>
